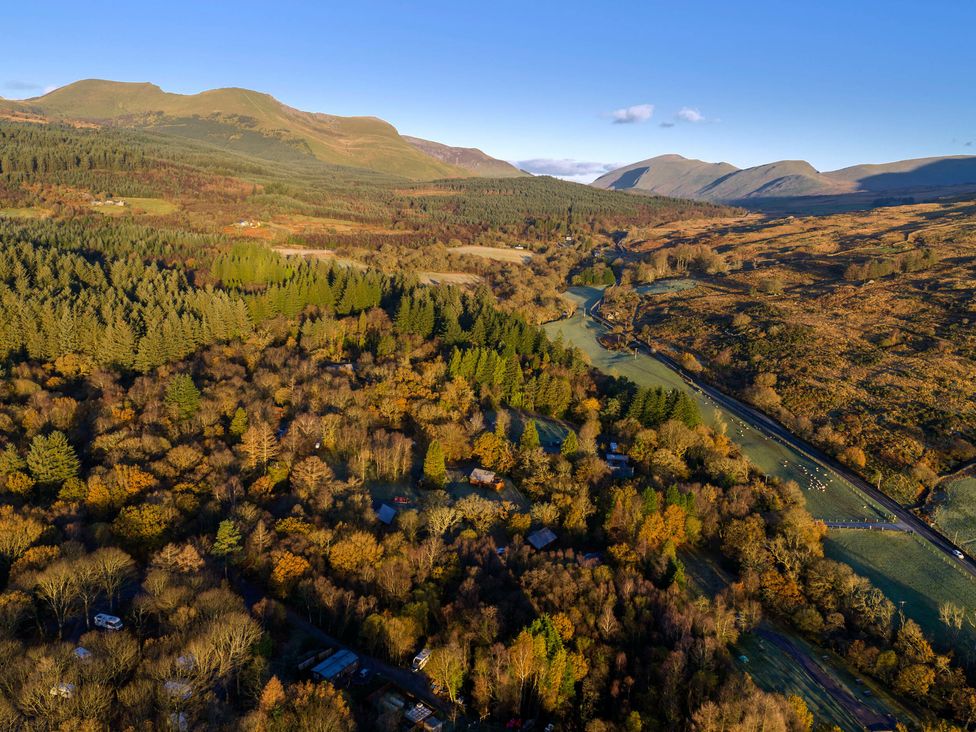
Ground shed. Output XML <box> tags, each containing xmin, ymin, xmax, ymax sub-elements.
<box><xmin>470</xmin><ymin>468</ymin><xmax>504</xmax><ymax>490</ymax></box>
<box><xmin>311</xmin><ymin>649</ymin><xmax>359</xmax><ymax>682</ymax></box>
<box><xmin>376</xmin><ymin>503</ymin><xmax>397</xmax><ymax>525</ymax></box>
<box><xmin>527</xmin><ymin>527</ymin><xmax>557</xmax><ymax>550</ymax></box>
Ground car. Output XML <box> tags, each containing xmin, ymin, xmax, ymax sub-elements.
<box><xmin>954</xmin><ymin>549</ymin><xmax>965</xmax><ymax>559</ymax></box>
<box><xmin>93</xmin><ymin>613</ymin><xmax>123</xmax><ymax>631</ymax></box>
<box><xmin>354</xmin><ymin>667</ymin><xmax>373</xmax><ymax>684</ymax></box>
<box><xmin>393</xmin><ymin>496</ymin><xmax>410</xmax><ymax>504</ymax></box>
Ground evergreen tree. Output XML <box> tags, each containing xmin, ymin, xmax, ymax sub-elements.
<box><xmin>230</xmin><ymin>407</ymin><xmax>249</xmax><ymax>438</ymax></box>
<box><xmin>164</xmin><ymin>374</ymin><xmax>201</xmax><ymax>420</ymax></box>
<box><xmin>520</xmin><ymin>420</ymin><xmax>541</xmax><ymax>451</ymax></box>
<box><xmin>211</xmin><ymin>519</ymin><xmax>242</xmax><ymax>578</ymax></box>
<box><xmin>423</xmin><ymin>440</ymin><xmax>447</xmax><ymax>487</ymax></box>
<box><xmin>560</xmin><ymin>430</ymin><xmax>579</xmax><ymax>457</ymax></box>
<box><xmin>27</xmin><ymin>431</ymin><xmax>80</xmax><ymax>485</ymax></box>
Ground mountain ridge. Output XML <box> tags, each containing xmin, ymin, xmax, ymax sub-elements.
<box><xmin>593</xmin><ymin>153</ymin><xmax>976</xmax><ymax>210</ymax></box>
<box><xmin>1</xmin><ymin>79</ymin><xmax>516</xmax><ymax>180</ymax></box>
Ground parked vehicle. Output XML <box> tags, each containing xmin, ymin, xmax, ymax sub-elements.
<box><xmin>412</xmin><ymin>648</ymin><xmax>432</xmax><ymax>671</ymax></box>
<box><xmin>93</xmin><ymin>613</ymin><xmax>123</xmax><ymax>631</ymax></box>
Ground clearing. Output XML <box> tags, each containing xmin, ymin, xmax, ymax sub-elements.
<box><xmin>0</xmin><ymin>206</ymin><xmax>52</xmax><ymax>219</ymax></box>
<box><xmin>452</xmin><ymin>244</ymin><xmax>533</xmax><ymax>264</ymax></box>
<box><xmin>417</xmin><ymin>271</ymin><xmax>481</xmax><ymax>286</ymax></box>
<box><xmin>929</xmin><ymin>472</ymin><xmax>976</xmax><ymax>548</ymax></box>
<box><xmin>825</xmin><ymin>529</ymin><xmax>976</xmax><ymax>651</ymax></box>
<box><xmin>92</xmin><ymin>197</ymin><xmax>178</xmax><ymax>216</ymax></box>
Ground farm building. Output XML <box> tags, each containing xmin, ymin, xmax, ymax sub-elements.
<box><xmin>470</xmin><ymin>468</ymin><xmax>504</xmax><ymax>490</ymax></box>
<box><xmin>528</xmin><ymin>527</ymin><xmax>557</xmax><ymax>550</ymax></box>
<box><xmin>311</xmin><ymin>649</ymin><xmax>359</xmax><ymax>682</ymax></box>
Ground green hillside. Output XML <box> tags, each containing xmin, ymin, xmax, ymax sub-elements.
<box><xmin>10</xmin><ymin>79</ymin><xmax>468</xmax><ymax>180</ymax></box>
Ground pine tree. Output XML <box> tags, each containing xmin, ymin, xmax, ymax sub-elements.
<box><xmin>165</xmin><ymin>374</ymin><xmax>201</xmax><ymax>420</ymax></box>
<box><xmin>423</xmin><ymin>440</ymin><xmax>447</xmax><ymax>487</ymax></box>
<box><xmin>560</xmin><ymin>430</ymin><xmax>579</xmax><ymax>457</ymax></box>
<box><xmin>520</xmin><ymin>420</ymin><xmax>541</xmax><ymax>451</ymax></box>
<box><xmin>229</xmin><ymin>407</ymin><xmax>248</xmax><ymax>438</ymax></box>
<box><xmin>27</xmin><ymin>431</ymin><xmax>80</xmax><ymax>485</ymax></box>
<box><xmin>211</xmin><ymin>519</ymin><xmax>242</xmax><ymax>577</ymax></box>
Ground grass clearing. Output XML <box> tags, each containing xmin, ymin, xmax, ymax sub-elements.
<box><xmin>0</xmin><ymin>206</ymin><xmax>51</xmax><ymax>219</ymax></box>
<box><xmin>930</xmin><ymin>475</ymin><xmax>976</xmax><ymax>548</ymax></box>
<box><xmin>452</xmin><ymin>244</ymin><xmax>533</xmax><ymax>264</ymax></box>
<box><xmin>417</xmin><ymin>271</ymin><xmax>482</xmax><ymax>286</ymax></box>
<box><xmin>825</xmin><ymin>529</ymin><xmax>976</xmax><ymax>651</ymax></box>
<box><xmin>92</xmin><ymin>197</ymin><xmax>177</xmax><ymax>216</ymax></box>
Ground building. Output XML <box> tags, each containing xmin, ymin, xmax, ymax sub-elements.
<box><xmin>311</xmin><ymin>649</ymin><xmax>359</xmax><ymax>682</ymax></box>
<box><xmin>376</xmin><ymin>503</ymin><xmax>397</xmax><ymax>525</ymax></box>
<box><xmin>469</xmin><ymin>468</ymin><xmax>504</xmax><ymax>490</ymax></box>
<box><xmin>405</xmin><ymin>703</ymin><xmax>435</xmax><ymax>726</ymax></box>
<box><xmin>527</xmin><ymin>527</ymin><xmax>557</xmax><ymax>550</ymax></box>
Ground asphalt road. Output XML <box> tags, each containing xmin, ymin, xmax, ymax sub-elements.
<box><xmin>582</xmin><ymin>302</ymin><xmax>976</xmax><ymax>579</ymax></box>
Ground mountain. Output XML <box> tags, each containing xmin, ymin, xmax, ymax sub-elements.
<box><xmin>593</xmin><ymin>153</ymin><xmax>976</xmax><ymax>211</ymax></box>
<box><xmin>402</xmin><ymin>136</ymin><xmax>526</xmax><ymax>178</ymax></box>
<box><xmin>1</xmin><ymin>80</ymin><xmax>511</xmax><ymax>180</ymax></box>
<box><xmin>591</xmin><ymin>154</ymin><xmax>737</xmax><ymax>198</ymax></box>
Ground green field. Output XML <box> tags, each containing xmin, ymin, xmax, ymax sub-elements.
<box><xmin>825</xmin><ymin>529</ymin><xmax>976</xmax><ymax>651</ymax></box>
<box><xmin>92</xmin><ymin>197</ymin><xmax>178</xmax><ymax>216</ymax></box>
<box><xmin>0</xmin><ymin>206</ymin><xmax>51</xmax><ymax>219</ymax></box>
<box><xmin>931</xmin><ymin>476</ymin><xmax>976</xmax><ymax>548</ymax></box>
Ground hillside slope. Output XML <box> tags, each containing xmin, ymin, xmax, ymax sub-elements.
<box><xmin>595</xmin><ymin>153</ymin><xmax>976</xmax><ymax>210</ymax></box>
<box><xmin>591</xmin><ymin>154</ymin><xmax>737</xmax><ymax>198</ymax></box>
<box><xmin>402</xmin><ymin>136</ymin><xmax>525</xmax><ymax>178</ymax></box>
<box><xmin>6</xmin><ymin>79</ymin><xmax>469</xmax><ymax>180</ymax></box>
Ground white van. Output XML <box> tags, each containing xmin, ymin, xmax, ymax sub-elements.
<box><xmin>93</xmin><ymin>613</ymin><xmax>123</xmax><ymax>631</ymax></box>
<box><xmin>411</xmin><ymin>648</ymin><xmax>432</xmax><ymax>672</ymax></box>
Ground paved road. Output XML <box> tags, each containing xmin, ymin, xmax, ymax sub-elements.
<box><xmin>582</xmin><ymin>301</ymin><xmax>976</xmax><ymax>579</ymax></box>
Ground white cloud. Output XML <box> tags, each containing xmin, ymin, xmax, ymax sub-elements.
<box><xmin>514</xmin><ymin>158</ymin><xmax>621</xmax><ymax>184</ymax></box>
<box><xmin>677</xmin><ymin>107</ymin><xmax>705</xmax><ymax>123</ymax></box>
<box><xmin>610</xmin><ymin>103</ymin><xmax>654</xmax><ymax>125</ymax></box>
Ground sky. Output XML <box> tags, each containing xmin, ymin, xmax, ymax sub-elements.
<box><xmin>3</xmin><ymin>1</ymin><xmax>974</xmax><ymax>183</ymax></box>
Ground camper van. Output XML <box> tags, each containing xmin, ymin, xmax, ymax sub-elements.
<box><xmin>411</xmin><ymin>648</ymin><xmax>432</xmax><ymax>672</ymax></box>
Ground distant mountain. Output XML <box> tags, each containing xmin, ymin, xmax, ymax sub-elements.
<box><xmin>593</xmin><ymin>153</ymin><xmax>976</xmax><ymax>211</ymax></box>
<box><xmin>402</xmin><ymin>136</ymin><xmax>526</xmax><ymax>178</ymax></box>
<box><xmin>0</xmin><ymin>80</ymin><xmax>513</xmax><ymax>180</ymax></box>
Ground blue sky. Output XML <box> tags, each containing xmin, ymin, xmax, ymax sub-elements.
<box><xmin>3</xmin><ymin>1</ymin><xmax>974</xmax><ymax>182</ymax></box>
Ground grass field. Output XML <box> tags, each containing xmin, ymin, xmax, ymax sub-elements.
<box><xmin>452</xmin><ymin>245</ymin><xmax>533</xmax><ymax>264</ymax></box>
<box><xmin>825</xmin><ymin>529</ymin><xmax>976</xmax><ymax>652</ymax></box>
<box><xmin>0</xmin><ymin>206</ymin><xmax>52</xmax><ymax>219</ymax></box>
<box><xmin>92</xmin><ymin>197</ymin><xmax>178</xmax><ymax>216</ymax></box>
<box><xmin>930</xmin><ymin>476</ymin><xmax>976</xmax><ymax>548</ymax></box>
<box><xmin>417</xmin><ymin>271</ymin><xmax>482</xmax><ymax>286</ymax></box>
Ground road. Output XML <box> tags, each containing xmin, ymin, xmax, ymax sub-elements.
<box><xmin>581</xmin><ymin>298</ymin><xmax>976</xmax><ymax>580</ymax></box>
